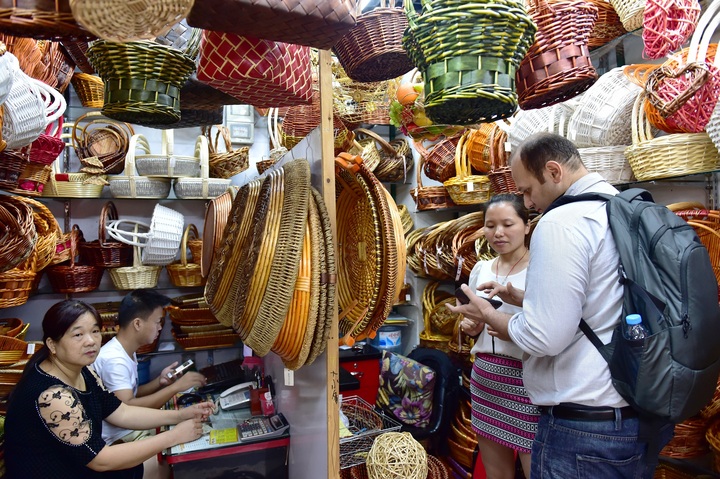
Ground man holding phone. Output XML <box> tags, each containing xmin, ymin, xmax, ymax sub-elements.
<box><xmin>93</xmin><ymin>289</ymin><xmax>208</xmax><ymax>447</ymax></box>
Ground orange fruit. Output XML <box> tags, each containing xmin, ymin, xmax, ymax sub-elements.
<box><xmin>396</xmin><ymin>83</ymin><xmax>420</xmax><ymax>106</ymax></box>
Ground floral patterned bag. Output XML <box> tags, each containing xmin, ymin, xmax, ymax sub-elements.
<box><xmin>376</xmin><ymin>350</ymin><xmax>436</xmax><ymax>428</ymax></box>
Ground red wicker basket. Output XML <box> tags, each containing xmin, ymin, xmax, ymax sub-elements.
<box><xmin>46</xmin><ymin>225</ymin><xmax>104</xmax><ymax>294</ymax></box>
<box><xmin>78</xmin><ymin>201</ymin><xmax>133</xmax><ymax>268</ymax></box>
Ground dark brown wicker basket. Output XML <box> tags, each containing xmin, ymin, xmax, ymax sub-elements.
<box><xmin>46</xmin><ymin>225</ymin><xmax>104</xmax><ymax>294</ymax></box>
<box><xmin>78</xmin><ymin>201</ymin><xmax>133</xmax><ymax>268</ymax></box>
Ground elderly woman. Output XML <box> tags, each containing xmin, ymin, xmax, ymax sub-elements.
<box><xmin>5</xmin><ymin>300</ymin><xmax>214</xmax><ymax>479</ymax></box>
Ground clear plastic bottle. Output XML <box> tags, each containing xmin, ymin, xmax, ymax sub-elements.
<box><xmin>624</xmin><ymin>313</ymin><xmax>649</xmax><ymax>340</ymax></box>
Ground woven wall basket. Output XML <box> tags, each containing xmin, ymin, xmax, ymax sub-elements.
<box><xmin>404</xmin><ymin>0</ymin><xmax>537</xmax><ymax>125</ymax></box>
<box><xmin>516</xmin><ymin>0</ymin><xmax>599</xmax><ymax>110</ymax></box>
<box><xmin>187</xmin><ymin>0</ymin><xmax>357</xmax><ymax>51</ymax></box>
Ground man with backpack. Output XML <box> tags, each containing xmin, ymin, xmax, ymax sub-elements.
<box><xmin>448</xmin><ymin>132</ymin><xmax>720</xmax><ymax>478</ymax></box>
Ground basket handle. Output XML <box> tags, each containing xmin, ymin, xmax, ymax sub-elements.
<box><xmin>687</xmin><ymin>0</ymin><xmax>720</xmax><ymax>64</ymax></box>
<box><xmin>353</xmin><ymin>128</ymin><xmax>398</xmax><ymax>158</ymax></box>
<box><xmin>131</xmin><ymin>223</ymin><xmax>143</xmax><ymax>267</ymax></box>
<box><xmin>161</xmin><ymin>130</ymin><xmax>175</xmax><ymax>157</ymax></box>
<box><xmin>180</xmin><ymin>224</ymin><xmax>199</xmax><ymax>266</ymax></box>
<box><xmin>105</xmin><ymin>219</ymin><xmax>152</xmax><ymax>247</ymax></box>
<box><xmin>195</xmin><ymin>134</ymin><xmax>210</xmax><ymax>180</ymax></box>
<box><xmin>695</xmin><ymin>1</ymin><xmax>720</xmax><ymax>68</ymax></box>
<box><xmin>631</xmin><ymin>92</ymin><xmax>655</xmax><ymax>145</ymax></box>
<box><xmin>99</xmin><ymin>201</ymin><xmax>120</xmax><ymax>247</ymax></box>
<box><xmin>29</xmin><ymin>77</ymin><xmax>66</xmax><ymax>125</ymax></box>
<box><xmin>453</xmin><ymin>130</ymin><xmax>470</xmax><ymax>180</ymax></box>
<box><xmin>124</xmin><ymin>134</ymin><xmax>151</xmax><ymax>177</ymax></box>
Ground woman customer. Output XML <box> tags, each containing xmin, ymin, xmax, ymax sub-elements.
<box><xmin>458</xmin><ymin>193</ymin><xmax>539</xmax><ymax>479</ymax></box>
<box><xmin>4</xmin><ymin>300</ymin><xmax>215</xmax><ymax>479</ymax></box>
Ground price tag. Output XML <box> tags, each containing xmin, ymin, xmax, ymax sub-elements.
<box><xmin>455</xmin><ymin>257</ymin><xmax>464</xmax><ymax>281</ymax></box>
<box><xmin>466</xmin><ymin>181</ymin><xmax>474</xmax><ymax>192</ymax></box>
<box><xmin>27</xmin><ymin>343</ymin><xmax>35</xmax><ymax>355</ymax></box>
<box><xmin>505</xmin><ymin>141</ymin><xmax>512</xmax><ymax>153</ymax></box>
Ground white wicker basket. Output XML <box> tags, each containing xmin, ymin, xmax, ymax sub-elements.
<box><xmin>579</xmin><ymin>145</ymin><xmax>635</xmax><ymax>184</ymax></box>
<box><xmin>134</xmin><ymin>129</ymin><xmax>201</xmax><ymax>178</ymax></box>
<box><xmin>105</xmin><ymin>204</ymin><xmax>184</xmax><ymax>266</ymax></box>
<box><xmin>567</xmin><ymin>67</ymin><xmax>642</xmax><ymax>148</ymax></box>
<box><xmin>0</xmin><ymin>47</ymin><xmax>15</xmax><ymax>106</ymax></box>
<box><xmin>508</xmin><ymin>101</ymin><xmax>577</xmax><ymax>150</ymax></box>
<box><xmin>108</xmin><ymin>134</ymin><xmax>172</xmax><ymax>199</ymax></box>
<box><xmin>173</xmin><ymin>135</ymin><xmax>231</xmax><ymax>199</ymax></box>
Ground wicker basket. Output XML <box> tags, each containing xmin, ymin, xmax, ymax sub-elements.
<box><xmin>579</xmin><ymin>145</ymin><xmax>635</xmax><ymax>185</ymax></box>
<box><xmin>43</xmin><ymin>158</ymin><xmax>106</xmax><ymax>198</ymax></box>
<box><xmin>200</xmin><ymin>186</ymin><xmax>237</xmax><ymax>278</ymax></box>
<box><xmin>106</xmin><ymin>203</ymin><xmax>184</xmax><ymax>266</ymax></box>
<box><xmin>108</xmin><ymin>229</ymin><xmax>162</xmax><ymax>290</ymax></box>
<box><xmin>86</xmin><ymin>40</ymin><xmax>196</xmax><ymax>126</ymax></box>
<box><xmin>587</xmin><ymin>0</ymin><xmax>627</xmax><ymax>48</ymax></box>
<box><xmin>0</xmin><ymin>319</ymin><xmax>22</xmax><ymax>338</ymax></box>
<box><xmin>11</xmin><ymin>196</ymin><xmax>62</xmax><ymax>273</ymax></box>
<box><xmin>71</xmin><ymin>111</ymin><xmax>134</xmax><ymax>175</ymax></box>
<box><xmin>625</xmin><ymin>93</ymin><xmax>720</xmax><ymax>181</ymax></box>
<box><xmin>410</xmin><ymin>154</ymin><xmax>456</xmax><ymax>212</ymax></box>
<box><xmin>134</xmin><ymin>130</ymin><xmax>200</xmax><ymax>178</ymax></box>
<box><xmin>28</xmin><ymin>118</ymin><xmax>65</xmax><ymax>167</ymax></box>
<box><xmin>108</xmin><ymin>135</ymin><xmax>172</xmax><ymax>199</ymax></box>
<box><xmin>166</xmin><ymin>224</ymin><xmax>206</xmax><ymax>288</ymax></box>
<box><xmin>0</xmin><ymin>1</ymin><xmax>94</xmax><ymax>41</ymax></box>
<box><xmin>332</xmin><ymin>0</ymin><xmax>414</xmax><ymax>83</ymax></box>
<box><xmin>173</xmin><ymin>136</ymin><xmax>231</xmax><ymax>200</ymax></box>
<box><xmin>419</xmin><ymin>282</ymin><xmax>453</xmax><ymax>352</ymax></box>
<box><xmin>0</xmin><ymin>149</ymin><xmax>29</xmax><ymax>192</ymax></box>
<box><xmin>356</xmin><ymin>129</ymin><xmax>412</xmax><ymax>183</ymax></box>
<box><xmin>69</xmin><ymin>73</ymin><xmax>104</xmax><ymax>108</ymax></box>
<box><xmin>487</xmin><ymin>122</ymin><xmax>518</xmax><ymax>195</ymax></box>
<box><xmin>78</xmin><ymin>201</ymin><xmax>133</xmax><ymax>269</ymax></box>
<box><xmin>609</xmin><ymin>0</ymin><xmax>646</xmax><ymax>31</ymax></box>
<box><xmin>659</xmin><ymin>416</ymin><xmax>710</xmax><ymax>459</ymax></box>
<box><xmin>46</xmin><ymin>225</ymin><xmax>104</xmax><ymax>294</ymax></box>
<box><xmin>419</xmin><ymin>135</ymin><xmax>462</xmax><ymax>183</ymax></box>
<box><xmin>69</xmin><ymin>0</ymin><xmax>193</xmax><ymax>43</ymax></box>
<box><xmin>204</xmin><ymin>125</ymin><xmax>249</xmax><ymax>179</ymax></box>
<box><xmin>0</xmin><ymin>267</ymin><xmax>36</xmax><ymax>308</ymax></box>
<box><xmin>0</xmin><ymin>195</ymin><xmax>37</xmax><ymax>274</ymax></box>
<box><xmin>444</xmin><ymin>131</ymin><xmax>493</xmax><ymax>205</ymax></box>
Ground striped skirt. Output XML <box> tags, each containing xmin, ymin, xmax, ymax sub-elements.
<box><xmin>470</xmin><ymin>353</ymin><xmax>540</xmax><ymax>453</ymax></box>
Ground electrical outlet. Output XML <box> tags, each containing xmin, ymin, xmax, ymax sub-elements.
<box><xmin>284</xmin><ymin>368</ymin><xmax>294</xmax><ymax>387</ymax></box>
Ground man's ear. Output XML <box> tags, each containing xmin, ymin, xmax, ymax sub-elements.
<box><xmin>545</xmin><ymin>161</ymin><xmax>562</xmax><ymax>183</ymax></box>
<box><xmin>132</xmin><ymin>317</ymin><xmax>142</xmax><ymax>331</ymax></box>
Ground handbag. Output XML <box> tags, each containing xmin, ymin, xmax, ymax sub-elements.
<box><xmin>196</xmin><ymin>31</ymin><xmax>313</xmax><ymax>108</ymax></box>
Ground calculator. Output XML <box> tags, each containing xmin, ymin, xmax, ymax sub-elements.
<box><xmin>237</xmin><ymin>413</ymin><xmax>290</xmax><ymax>443</ymax></box>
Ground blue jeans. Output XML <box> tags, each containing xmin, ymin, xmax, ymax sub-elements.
<box><xmin>531</xmin><ymin>410</ymin><xmax>673</xmax><ymax>479</ymax></box>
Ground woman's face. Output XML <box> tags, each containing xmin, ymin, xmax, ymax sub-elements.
<box><xmin>483</xmin><ymin>202</ymin><xmax>530</xmax><ymax>255</ymax></box>
<box><xmin>50</xmin><ymin>312</ymin><xmax>101</xmax><ymax>368</ymax></box>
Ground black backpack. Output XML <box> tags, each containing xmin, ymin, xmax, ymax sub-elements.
<box><xmin>547</xmin><ymin>188</ymin><xmax>720</xmax><ymax>424</ymax></box>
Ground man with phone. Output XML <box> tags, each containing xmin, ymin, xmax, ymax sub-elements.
<box><xmin>93</xmin><ymin>289</ymin><xmax>209</xmax><ymax>448</ymax></box>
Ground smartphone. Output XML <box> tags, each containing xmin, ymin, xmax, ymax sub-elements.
<box><xmin>167</xmin><ymin>359</ymin><xmax>194</xmax><ymax>379</ymax></box>
<box><xmin>454</xmin><ymin>287</ymin><xmax>503</xmax><ymax>309</ymax></box>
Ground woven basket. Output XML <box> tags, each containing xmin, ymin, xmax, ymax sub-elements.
<box><xmin>60</xmin><ymin>40</ymin><xmax>93</xmax><ymax>73</ymax></box>
<box><xmin>0</xmin><ymin>2</ymin><xmax>93</xmax><ymax>41</ymax></box>
<box><xmin>69</xmin><ymin>0</ymin><xmax>193</xmax><ymax>42</ymax></box>
<box><xmin>642</xmin><ymin>0</ymin><xmax>699</xmax><ymax>59</ymax></box>
<box><xmin>419</xmin><ymin>282</ymin><xmax>453</xmax><ymax>352</ymax></box>
<box><xmin>134</xmin><ymin>130</ymin><xmax>200</xmax><ymax>178</ymax></box>
<box><xmin>200</xmin><ymin>186</ymin><xmax>237</xmax><ymax>278</ymax></box>
<box><xmin>108</xmin><ymin>227</ymin><xmax>162</xmax><ymax>290</ymax></box>
<box><xmin>152</xmin><ymin>19</ymin><xmax>201</xmax><ymax>59</ymax></box>
<box><xmin>419</xmin><ymin>134</ymin><xmax>462</xmax><ymax>183</ymax></box>
<box><xmin>403</xmin><ymin>0</ymin><xmax>537</xmax><ymax>125</ymax></box>
<box><xmin>608</xmin><ymin>0</ymin><xmax>646</xmax><ymax>31</ymax></box>
<box><xmin>69</xmin><ymin>72</ymin><xmax>103</xmax><ymax>108</ymax></box>
<box><xmin>0</xmin><ymin>267</ymin><xmax>35</xmax><ymax>308</ymax></box>
<box><xmin>196</xmin><ymin>31</ymin><xmax>313</xmax><ymax>108</ymax></box>
<box><xmin>355</xmin><ymin>128</ymin><xmax>411</xmax><ymax>183</ymax></box>
<box><xmin>279</xmin><ymin>89</ymin><xmax>352</xmax><ymax>153</ymax></box>
<box><xmin>43</xmin><ymin>157</ymin><xmax>106</xmax><ymax>198</ymax></box>
<box><xmin>579</xmin><ymin>145</ymin><xmax>635</xmax><ymax>184</ymax></box>
<box><xmin>332</xmin><ymin>0</ymin><xmax>413</xmax><ymax>82</ymax></box>
<box><xmin>588</xmin><ymin>0</ymin><xmax>627</xmax><ymax>48</ymax></box>
<box><xmin>625</xmin><ymin>93</ymin><xmax>720</xmax><ymax>181</ymax></box>
<box><xmin>167</xmin><ymin>224</ymin><xmax>205</xmax><ymax>288</ymax></box>
<box><xmin>105</xmin><ymin>204</ymin><xmax>184</xmax><ymax>266</ymax></box>
<box><xmin>86</xmin><ymin>40</ymin><xmax>196</xmax><ymax>126</ymax></box>
<box><xmin>443</xmin><ymin>131</ymin><xmax>493</xmax><ymax>205</ymax></box>
<box><xmin>410</xmin><ymin>154</ymin><xmax>456</xmax><ymax>211</ymax></box>
<box><xmin>173</xmin><ymin>136</ymin><xmax>231</xmax><ymax>200</ymax></box>
<box><xmin>332</xmin><ymin>60</ymin><xmax>392</xmax><ymax>125</ymax></box>
<box><xmin>11</xmin><ymin>196</ymin><xmax>61</xmax><ymax>273</ymax></box>
<box><xmin>0</xmin><ymin>319</ymin><xmax>22</xmax><ymax>338</ymax></box>
<box><xmin>0</xmin><ymin>195</ymin><xmax>37</xmax><ymax>274</ymax></box>
<box><xmin>108</xmin><ymin>135</ymin><xmax>172</xmax><ymax>199</ymax></box>
<box><xmin>204</xmin><ymin>125</ymin><xmax>249</xmax><ymax>179</ymax></box>
<box><xmin>78</xmin><ymin>201</ymin><xmax>133</xmax><ymax>269</ymax></box>
<box><xmin>567</xmin><ymin>66</ymin><xmax>642</xmax><ymax>148</ymax></box>
<box><xmin>516</xmin><ymin>0</ymin><xmax>598</xmax><ymax>110</ymax></box>
<box><xmin>71</xmin><ymin>111</ymin><xmax>134</xmax><ymax>175</ymax></box>
<box><xmin>348</xmin><ymin>137</ymin><xmax>381</xmax><ymax>173</ymax></box>
<box><xmin>46</xmin><ymin>225</ymin><xmax>104</xmax><ymax>294</ymax></box>
<box><xmin>0</xmin><ymin>149</ymin><xmax>28</xmax><ymax>192</ymax></box>
<box><xmin>659</xmin><ymin>415</ymin><xmax>710</xmax><ymax>459</ymax></box>
<box><xmin>27</xmin><ymin>118</ymin><xmax>65</xmax><ymax>167</ymax></box>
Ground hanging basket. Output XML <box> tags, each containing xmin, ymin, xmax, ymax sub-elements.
<box><xmin>0</xmin><ymin>0</ymin><xmax>94</xmax><ymax>41</ymax></box>
<box><xmin>642</xmin><ymin>0</ymin><xmax>700</xmax><ymax>59</ymax></box>
<box><xmin>516</xmin><ymin>0</ymin><xmax>598</xmax><ymax>110</ymax></box>
<box><xmin>87</xmin><ymin>40</ymin><xmax>196</xmax><ymax>126</ymax></box>
<box><xmin>78</xmin><ymin>201</ymin><xmax>133</xmax><ymax>269</ymax></box>
<box><xmin>332</xmin><ymin>0</ymin><xmax>414</xmax><ymax>82</ymax></box>
<box><xmin>587</xmin><ymin>0</ymin><xmax>627</xmax><ymax>48</ymax></box>
<box><xmin>402</xmin><ymin>0</ymin><xmax>536</xmax><ymax>125</ymax></box>
<box><xmin>419</xmin><ymin>134</ymin><xmax>462</xmax><ymax>183</ymax></box>
<box><xmin>69</xmin><ymin>73</ymin><xmax>104</xmax><ymax>108</ymax></box>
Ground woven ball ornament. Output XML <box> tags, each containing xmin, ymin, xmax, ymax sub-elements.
<box><xmin>366</xmin><ymin>432</ymin><xmax>427</xmax><ymax>479</ymax></box>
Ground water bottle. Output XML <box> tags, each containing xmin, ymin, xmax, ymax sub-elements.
<box><xmin>624</xmin><ymin>314</ymin><xmax>649</xmax><ymax>341</ymax></box>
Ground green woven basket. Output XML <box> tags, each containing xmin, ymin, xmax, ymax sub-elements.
<box><xmin>86</xmin><ymin>40</ymin><xmax>196</xmax><ymax>126</ymax></box>
<box><xmin>403</xmin><ymin>0</ymin><xmax>536</xmax><ymax>125</ymax></box>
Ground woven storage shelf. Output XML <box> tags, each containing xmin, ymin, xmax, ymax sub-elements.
<box><xmin>108</xmin><ymin>135</ymin><xmax>172</xmax><ymax>199</ymax></box>
<box><xmin>332</xmin><ymin>0</ymin><xmax>413</xmax><ymax>83</ymax></box>
<box><xmin>339</xmin><ymin>395</ymin><xmax>402</xmax><ymax>470</ymax></box>
<box><xmin>106</xmin><ymin>203</ymin><xmax>184</xmax><ymax>266</ymax></box>
<box><xmin>516</xmin><ymin>0</ymin><xmax>598</xmax><ymax>110</ymax></box>
<box><xmin>71</xmin><ymin>111</ymin><xmax>134</xmax><ymax>175</ymax></box>
<box><xmin>625</xmin><ymin>93</ymin><xmax>720</xmax><ymax>181</ymax></box>
<box><xmin>134</xmin><ymin>130</ymin><xmax>200</xmax><ymax>178</ymax></box>
<box><xmin>203</xmin><ymin>125</ymin><xmax>249</xmax><ymax>179</ymax></box>
<box><xmin>46</xmin><ymin>225</ymin><xmax>103</xmax><ymax>294</ymax></box>
<box><xmin>444</xmin><ymin>131</ymin><xmax>493</xmax><ymax>205</ymax></box>
<box><xmin>69</xmin><ymin>0</ymin><xmax>193</xmax><ymax>42</ymax></box>
<box><xmin>196</xmin><ymin>31</ymin><xmax>313</xmax><ymax>108</ymax></box>
<box><xmin>173</xmin><ymin>135</ymin><xmax>231</xmax><ymax>199</ymax></box>
<box><xmin>78</xmin><ymin>201</ymin><xmax>133</xmax><ymax>269</ymax></box>
<box><xmin>86</xmin><ymin>40</ymin><xmax>196</xmax><ymax>126</ymax></box>
<box><xmin>403</xmin><ymin>0</ymin><xmax>536</xmax><ymax>125</ymax></box>
<box><xmin>166</xmin><ymin>224</ymin><xmax>205</xmax><ymax>288</ymax></box>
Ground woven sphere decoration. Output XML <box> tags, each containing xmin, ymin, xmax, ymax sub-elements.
<box><xmin>366</xmin><ymin>432</ymin><xmax>428</xmax><ymax>479</ymax></box>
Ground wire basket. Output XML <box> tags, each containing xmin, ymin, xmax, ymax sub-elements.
<box><xmin>106</xmin><ymin>203</ymin><xmax>184</xmax><ymax>266</ymax></box>
<box><xmin>173</xmin><ymin>135</ymin><xmax>231</xmax><ymax>199</ymax></box>
<box><xmin>134</xmin><ymin>130</ymin><xmax>200</xmax><ymax>178</ymax></box>
<box><xmin>339</xmin><ymin>395</ymin><xmax>402</xmax><ymax>470</ymax></box>
<box><xmin>108</xmin><ymin>134</ymin><xmax>172</xmax><ymax>199</ymax></box>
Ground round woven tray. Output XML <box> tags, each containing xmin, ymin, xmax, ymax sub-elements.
<box><xmin>200</xmin><ymin>186</ymin><xmax>237</xmax><ymax>278</ymax></box>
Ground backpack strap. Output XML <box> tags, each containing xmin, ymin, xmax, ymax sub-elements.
<box><xmin>578</xmin><ymin>318</ymin><xmax>612</xmax><ymax>363</ymax></box>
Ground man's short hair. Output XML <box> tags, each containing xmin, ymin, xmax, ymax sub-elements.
<box><xmin>117</xmin><ymin>289</ymin><xmax>171</xmax><ymax>328</ymax></box>
<box><xmin>510</xmin><ymin>132</ymin><xmax>585</xmax><ymax>183</ymax></box>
